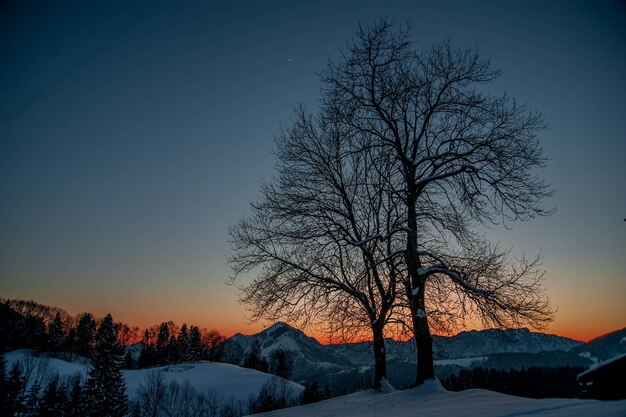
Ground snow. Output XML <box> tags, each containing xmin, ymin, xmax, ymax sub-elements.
<box><xmin>578</xmin><ymin>351</ymin><xmax>600</xmax><ymax>363</ymax></box>
<box><xmin>255</xmin><ymin>380</ymin><xmax>626</xmax><ymax>417</ymax></box>
<box><xmin>411</xmin><ymin>286</ymin><xmax>419</xmax><ymax>296</ymax></box>
<box><xmin>434</xmin><ymin>356</ymin><xmax>486</xmax><ymax>367</ymax></box>
<box><xmin>125</xmin><ymin>362</ymin><xmax>303</xmax><ymax>402</ymax></box>
<box><xmin>621</xmin><ymin>336</ymin><xmax>626</xmax><ymax>344</ymax></box>
<box><xmin>378</xmin><ymin>378</ymin><xmax>396</xmax><ymax>393</ymax></box>
<box><xmin>5</xmin><ymin>350</ymin><xmax>303</xmax><ymax>403</ymax></box>
<box><xmin>261</xmin><ymin>337</ymin><xmax>301</xmax><ymax>356</ymax></box>
<box><xmin>416</xmin><ymin>309</ymin><xmax>426</xmax><ymax>319</ymax></box>
<box><xmin>5</xmin><ymin>349</ymin><xmax>89</xmax><ymax>380</ymax></box>
<box><xmin>577</xmin><ymin>353</ymin><xmax>626</xmax><ymax>380</ymax></box>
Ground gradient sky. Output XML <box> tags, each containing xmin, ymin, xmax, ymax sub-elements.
<box><xmin>1</xmin><ymin>0</ymin><xmax>624</xmax><ymax>342</ymax></box>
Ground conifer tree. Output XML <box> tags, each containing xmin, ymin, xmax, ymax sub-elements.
<box><xmin>123</xmin><ymin>350</ymin><xmax>135</xmax><ymax>369</ymax></box>
<box><xmin>273</xmin><ymin>350</ymin><xmax>291</xmax><ymax>379</ymax></box>
<box><xmin>168</xmin><ymin>334</ymin><xmax>179</xmax><ymax>363</ymax></box>
<box><xmin>178</xmin><ymin>324</ymin><xmax>189</xmax><ymax>362</ymax></box>
<box><xmin>5</xmin><ymin>362</ymin><xmax>26</xmax><ymax>415</ymax></box>
<box><xmin>48</xmin><ymin>312</ymin><xmax>65</xmax><ymax>353</ymax></box>
<box><xmin>76</xmin><ymin>313</ymin><xmax>96</xmax><ymax>357</ymax></box>
<box><xmin>188</xmin><ymin>326</ymin><xmax>203</xmax><ymax>361</ymax></box>
<box><xmin>83</xmin><ymin>313</ymin><xmax>129</xmax><ymax>417</ymax></box>
<box><xmin>64</xmin><ymin>375</ymin><xmax>83</xmax><ymax>417</ymax></box>
<box><xmin>37</xmin><ymin>375</ymin><xmax>68</xmax><ymax>416</ymax></box>
<box><xmin>244</xmin><ymin>340</ymin><xmax>269</xmax><ymax>372</ymax></box>
<box><xmin>139</xmin><ymin>330</ymin><xmax>157</xmax><ymax>369</ymax></box>
<box><xmin>155</xmin><ymin>323</ymin><xmax>170</xmax><ymax>364</ymax></box>
<box><xmin>0</xmin><ymin>353</ymin><xmax>6</xmax><ymax>414</ymax></box>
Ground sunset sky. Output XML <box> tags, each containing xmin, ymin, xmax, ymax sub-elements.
<box><xmin>1</xmin><ymin>0</ymin><xmax>624</xmax><ymax>343</ymax></box>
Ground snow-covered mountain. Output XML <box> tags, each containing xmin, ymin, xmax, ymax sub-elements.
<box><xmin>433</xmin><ymin>328</ymin><xmax>582</xmax><ymax>359</ymax></box>
<box><xmin>570</xmin><ymin>327</ymin><xmax>626</xmax><ymax>363</ymax></box>
<box><xmin>223</xmin><ymin>323</ymin><xmax>584</xmax><ymax>388</ymax></box>
<box><xmin>329</xmin><ymin>328</ymin><xmax>581</xmax><ymax>365</ymax></box>
<box><xmin>223</xmin><ymin>322</ymin><xmax>354</xmax><ymax>383</ymax></box>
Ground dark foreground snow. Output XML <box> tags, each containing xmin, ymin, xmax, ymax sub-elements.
<box><xmin>254</xmin><ymin>380</ymin><xmax>626</xmax><ymax>417</ymax></box>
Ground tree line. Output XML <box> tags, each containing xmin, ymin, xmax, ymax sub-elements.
<box><xmin>1</xmin><ymin>313</ymin><xmax>128</xmax><ymax>416</ymax></box>
<box><xmin>441</xmin><ymin>366</ymin><xmax>586</xmax><ymax>399</ymax></box>
<box><xmin>0</xmin><ymin>299</ymin><xmax>226</xmax><ymax>370</ymax></box>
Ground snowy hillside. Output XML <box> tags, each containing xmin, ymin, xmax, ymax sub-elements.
<box><xmin>124</xmin><ymin>361</ymin><xmax>303</xmax><ymax>402</ymax></box>
<box><xmin>254</xmin><ymin>380</ymin><xmax>626</xmax><ymax>417</ymax></box>
<box><xmin>5</xmin><ymin>350</ymin><xmax>303</xmax><ymax>403</ymax></box>
<box><xmin>570</xmin><ymin>327</ymin><xmax>626</xmax><ymax>363</ymax></box>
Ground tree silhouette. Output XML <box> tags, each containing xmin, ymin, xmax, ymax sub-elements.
<box><xmin>273</xmin><ymin>350</ymin><xmax>291</xmax><ymax>380</ymax></box>
<box><xmin>229</xmin><ymin>109</ymin><xmax>403</xmax><ymax>388</ymax></box>
<box><xmin>47</xmin><ymin>312</ymin><xmax>64</xmax><ymax>353</ymax></box>
<box><xmin>232</xmin><ymin>18</ymin><xmax>555</xmax><ymax>388</ymax></box>
<box><xmin>75</xmin><ymin>313</ymin><xmax>96</xmax><ymax>357</ymax></box>
<box><xmin>320</xmin><ymin>20</ymin><xmax>555</xmax><ymax>384</ymax></box>
<box><xmin>83</xmin><ymin>313</ymin><xmax>129</xmax><ymax>417</ymax></box>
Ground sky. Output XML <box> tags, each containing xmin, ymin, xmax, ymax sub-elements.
<box><xmin>1</xmin><ymin>0</ymin><xmax>624</xmax><ymax>342</ymax></box>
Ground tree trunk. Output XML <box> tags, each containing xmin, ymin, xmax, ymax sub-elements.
<box><xmin>372</xmin><ymin>323</ymin><xmax>387</xmax><ymax>390</ymax></box>
<box><xmin>413</xmin><ymin>288</ymin><xmax>435</xmax><ymax>385</ymax></box>
<box><xmin>406</xmin><ymin>185</ymin><xmax>436</xmax><ymax>386</ymax></box>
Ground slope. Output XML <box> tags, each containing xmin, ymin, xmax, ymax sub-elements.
<box><xmin>569</xmin><ymin>327</ymin><xmax>626</xmax><ymax>363</ymax></box>
<box><xmin>254</xmin><ymin>380</ymin><xmax>626</xmax><ymax>417</ymax></box>
<box><xmin>4</xmin><ymin>349</ymin><xmax>303</xmax><ymax>403</ymax></box>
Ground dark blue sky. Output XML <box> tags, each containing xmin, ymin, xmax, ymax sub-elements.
<box><xmin>1</xmin><ymin>0</ymin><xmax>624</xmax><ymax>339</ymax></box>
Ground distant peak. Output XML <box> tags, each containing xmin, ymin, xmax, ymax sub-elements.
<box><xmin>267</xmin><ymin>321</ymin><xmax>290</xmax><ymax>330</ymax></box>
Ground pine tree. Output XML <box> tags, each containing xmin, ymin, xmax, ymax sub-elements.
<box><xmin>300</xmin><ymin>382</ymin><xmax>324</xmax><ymax>405</ymax></box>
<box><xmin>188</xmin><ymin>326</ymin><xmax>203</xmax><ymax>361</ymax></box>
<box><xmin>48</xmin><ymin>312</ymin><xmax>65</xmax><ymax>353</ymax></box>
<box><xmin>273</xmin><ymin>350</ymin><xmax>291</xmax><ymax>379</ymax></box>
<box><xmin>83</xmin><ymin>314</ymin><xmax>129</xmax><ymax>417</ymax></box>
<box><xmin>258</xmin><ymin>356</ymin><xmax>269</xmax><ymax>373</ymax></box>
<box><xmin>244</xmin><ymin>340</ymin><xmax>269</xmax><ymax>372</ymax></box>
<box><xmin>178</xmin><ymin>324</ymin><xmax>189</xmax><ymax>362</ymax></box>
<box><xmin>123</xmin><ymin>349</ymin><xmax>135</xmax><ymax>369</ymax></box>
<box><xmin>37</xmin><ymin>375</ymin><xmax>68</xmax><ymax>416</ymax></box>
<box><xmin>76</xmin><ymin>313</ymin><xmax>96</xmax><ymax>357</ymax></box>
<box><xmin>0</xmin><ymin>353</ymin><xmax>7</xmax><ymax>414</ymax></box>
<box><xmin>155</xmin><ymin>323</ymin><xmax>170</xmax><ymax>364</ymax></box>
<box><xmin>168</xmin><ymin>334</ymin><xmax>179</xmax><ymax>363</ymax></box>
<box><xmin>64</xmin><ymin>328</ymin><xmax>77</xmax><ymax>352</ymax></box>
<box><xmin>5</xmin><ymin>361</ymin><xmax>26</xmax><ymax>416</ymax></box>
<box><xmin>64</xmin><ymin>375</ymin><xmax>83</xmax><ymax>417</ymax></box>
<box><xmin>138</xmin><ymin>329</ymin><xmax>157</xmax><ymax>369</ymax></box>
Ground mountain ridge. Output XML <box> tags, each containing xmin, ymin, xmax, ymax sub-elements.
<box><xmin>222</xmin><ymin>322</ymin><xmax>599</xmax><ymax>387</ymax></box>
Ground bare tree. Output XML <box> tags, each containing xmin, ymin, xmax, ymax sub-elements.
<box><xmin>137</xmin><ymin>371</ymin><xmax>166</xmax><ymax>417</ymax></box>
<box><xmin>229</xmin><ymin>108</ymin><xmax>406</xmax><ymax>389</ymax></box>
<box><xmin>320</xmin><ymin>19</ymin><xmax>555</xmax><ymax>385</ymax></box>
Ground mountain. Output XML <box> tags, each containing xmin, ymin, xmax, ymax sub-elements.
<box><xmin>223</xmin><ymin>322</ymin><xmax>355</xmax><ymax>384</ymax></box>
<box><xmin>327</xmin><ymin>328</ymin><xmax>582</xmax><ymax>366</ymax></box>
<box><xmin>433</xmin><ymin>328</ymin><xmax>582</xmax><ymax>359</ymax></box>
<box><xmin>569</xmin><ymin>327</ymin><xmax>626</xmax><ymax>363</ymax></box>
<box><xmin>223</xmin><ymin>323</ymin><xmax>584</xmax><ymax>388</ymax></box>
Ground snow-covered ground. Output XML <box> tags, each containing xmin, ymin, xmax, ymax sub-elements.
<box><xmin>5</xmin><ymin>350</ymin><xmax>303</xmax><ymax>403</ymax></box>
<box><xmin>124</xmin><ymin>362</ymin><xmax>303</xmax><ymax>402</ymax></box>
<box><xmin>254</xmin><ymin>380</ymin><xmax>626</xmax><ymax>417</ymax></box>
<box><xmin>7</xmin><ymin>350</ymin><xmax>625</xmax><ymax>416</ymax></box>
